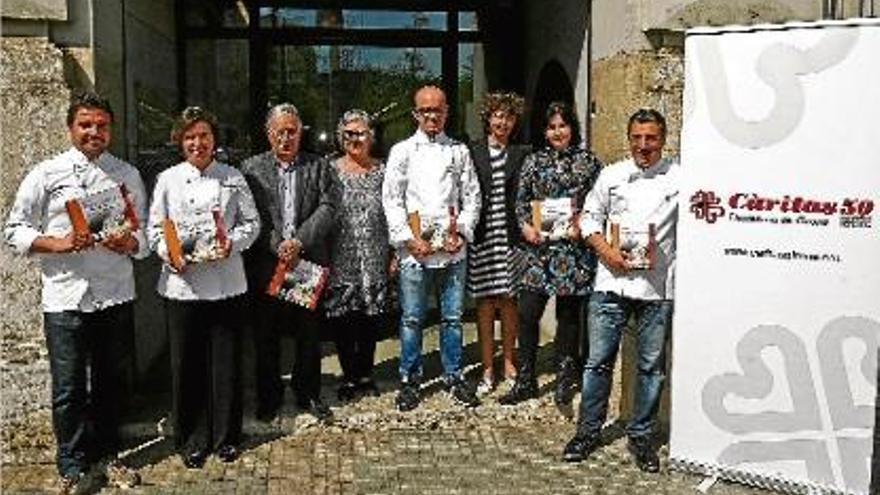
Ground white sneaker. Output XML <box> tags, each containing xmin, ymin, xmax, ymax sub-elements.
<box><xmin>498</xmin><ymin>377</ymin><xmax>517</xmax><ymax>395</ymax></box>
<box><xmin>476</xmin><ymin>377</ymin><xmax>494</xmax><ymax>396</ymax></box>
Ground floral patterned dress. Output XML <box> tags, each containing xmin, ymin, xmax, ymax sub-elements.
<box><xmin>324</xmin><ymin>161</ymin><xmax>392</xmax><ymax>318</ymax></box>
<box><xmin>515</xmin><ymin>146</ymin><xmax>602</xmax><ymax>296</ymax></box>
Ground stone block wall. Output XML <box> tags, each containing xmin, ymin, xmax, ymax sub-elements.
<box><xmin>1</xmin><ymin>37</ymin><xmax>72</xmax><ymax>464</ymax></box>
<box><xmin>590</xmin><ymin>48</ymin><xmax>684</xmax><ymax>165</ymax></box>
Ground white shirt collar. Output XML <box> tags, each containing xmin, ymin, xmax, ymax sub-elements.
<box><xmin>413</xmin><ymin>129</ymin><xmax>448</xmax><ymax>144</ymax></box>
<box><xmin>184</xmin><ymin>159</ymin><xmax>219</xmax><ymax>175</ymax></box>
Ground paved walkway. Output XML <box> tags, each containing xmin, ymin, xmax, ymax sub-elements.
<box><xmin>2</xmin><ymin>324</ymin><xmax>779</xmax><ymax>495</ymax></box>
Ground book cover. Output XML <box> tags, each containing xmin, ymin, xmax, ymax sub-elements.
<box><xmin>266</xmin><ymin>258</ymin><xmax>329</xmax><ymax>311</ymax></box>
<box><xmin>607</xmin><ymin>222</ymin><xmax>656</xmax><ymax>270</ymax></box>
<box><xmin>531</xmin><ymin>197</ymin><xmax>575</xmax><ymax>241</ymax></box>
<box><xmin>65</xmin><ymin>183</ymin><xmax>139</xmax><ymax>243</ymax></box>
<box><xmin>162</xmin><ymin>207</ymin><xmax>228</xmax><ymax>271</ymax></box>
<box><xmin>407</xmin><ymin>207</ymin><xmax>457</xmax><ymax>252</ymax></box>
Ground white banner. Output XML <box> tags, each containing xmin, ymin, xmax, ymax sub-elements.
<box><xmin>671</xmin><ymin>19</ymin><xmax>880</xmax><ymax>495</ymax></box>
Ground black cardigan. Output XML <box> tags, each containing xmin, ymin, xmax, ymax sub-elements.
<box><xmin>468</xmin><ymin>142</ymin><xmax>531</xmax><ymax>245</ymax></box>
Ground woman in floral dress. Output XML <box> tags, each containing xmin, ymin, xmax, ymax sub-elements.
<box><xmin>499</xmin><ymin>101</ymin><xmax>602</xmax><ymax>412</ymax></box>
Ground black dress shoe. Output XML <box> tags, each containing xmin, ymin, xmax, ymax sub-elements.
<box><xmin>297</xmin><ymin>398</ymin><xmax>333</xmax><ymax>422</ymax></box>
<box><xmin>255</xmin><ymin>404</ymin><xmax>280</xmax><ymax>422</ymax></box>
<box><xmin>395</xmin><ymin>382</ymin><xmax>420</xmax><ymax>412</ymax></box>
<box><xmin>356</xmin><ymin>378</ymin><xmax>380</xmax><ymax>397</ymax></box>
<box><xmin>447</xmin><ymin>379</ymin><xmax>480</xmax><ymax>408</ymax></box>
<box><xmin>627</xmin><ymin>436</ymin><xmax>660</xmax><ymax>473</ymax></box>
<box><xmin>497</xmin><ymin>379</ymin><xmax>538</xmax><ymax>405</ymax></box>
<box><xmin>181</xmin><ymin>449</ymin><xmax>208</xmax><ymax>469</ymax></box>
<box><xmin>562</xmin><ymin>431</ymin><xmax>600</xmax><ymax>463</ymax></box>
<box><xmin>216</xmin><ymin>444</ymin><xmax>239</xmax><ymax>463</ymax></box>
<box><xmin>336</xmin><ymin>381</ymin><xmax>357</xmax><ymax>402</ymax></box>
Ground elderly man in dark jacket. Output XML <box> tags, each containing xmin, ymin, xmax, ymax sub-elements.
<box><xmin>242</xmin><ymin>103</ymin><xmax>340</xmax><ymax>422</ymax></box>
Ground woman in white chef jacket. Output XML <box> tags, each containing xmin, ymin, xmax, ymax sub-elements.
<box><xmin>147</xmin><ymin>106</ymin><xmax>260</xmax><ymax>468</ymax></box>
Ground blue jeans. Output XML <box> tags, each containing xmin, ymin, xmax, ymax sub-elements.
<box><xmin>398</xmin><ymin>260</ymin><xmax>466</xmax><ymax>384</ymax></box>
<box><xmin>43</xmin><ymin>303</ymin><xmax>133</xmax><ymax>477</ymax></box>
<box><xmin>578</xmin><ymin>291</ymin><xmax>673</xmax><ymax>439</ymax></box>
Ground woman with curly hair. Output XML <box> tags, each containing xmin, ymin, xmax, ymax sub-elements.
<box><xmin>467</xmin><ymin>92</ymin><xmax>531</xmax><ymax>396</ymax></box>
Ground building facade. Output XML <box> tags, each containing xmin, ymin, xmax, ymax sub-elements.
<box><xmin>1</xmin><ymin>0</ymin><xmax>874</xmax><ymax>458</ymax></box>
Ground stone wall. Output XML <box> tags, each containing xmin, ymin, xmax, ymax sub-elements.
<box><xmin>1</xmin><ymin>37</ymin><xmax>72</xmax><ymax>464</ymax></box>
<box><xmin>590</xmin><ymin>48</ymin><xmax>684</xmax><ymax>165</ymax></box>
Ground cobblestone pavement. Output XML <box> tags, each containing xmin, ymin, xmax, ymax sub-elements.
<box><xmin>3</xmin><ymin>324</ymin><xmax>782</xmax><ymax>495</ymax></box>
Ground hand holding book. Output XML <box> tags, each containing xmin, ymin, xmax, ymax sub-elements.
<box><xmin>65</xmin><ymin>183</ymin><xmax>139</xmax><ymax>253</ymax></box>
<box><xmin>162</xmin><ymin>207</ymin><xmax>229</xmax><ymax>272</ymax></box>
<box><xmin>530</xmin><ymin>197</ymin><xmax>579</xmax><ymax>242</ymax></box>
<box><xmin>606</xmin><ymin>222</ymin><xmax>655</xmax><ymax>270</ymax></box>
<box><xmin>406</xmin><ymin>206</ymin><xmax>460</xmax><ymax>257</ymax></box>
<box><xmin>266</xmin><ymin>256</ymin><xmax>329</xmax><ymax>310</ymax></box>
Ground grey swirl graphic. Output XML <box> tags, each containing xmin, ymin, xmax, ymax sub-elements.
<box><xmin>701</xmin><ymin>316</ymin><xmax>880</xmax><ymax>493</ymax></box>
<box><xmin>717</xmin><ymin>439</ymin><xmax>835</xmax><ymax>486</ymax></box>
<box><xmin>817</xmin><ymin>316</ymin><xmax>880</xmax><ymax>430</ymax></box>
<box><xmin>702</xmin><ymin>325</ymin><xmax>821</xmax><ymax>434</ymax></box>
<box><xmin>697</xmin><ymin>29</ymin><xmax>859</xmax><ymax>149</ymax></box>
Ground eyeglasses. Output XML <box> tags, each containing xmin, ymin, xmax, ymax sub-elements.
<box><xmin>412</xmin><ymin>107</ymin><xmax>446</xmax><ymax>118</ymax></box>
<box><xmin>342</xmin><ymin>129</ymin><xmax>371</xmax><ymax>142</ymax></box>
<box><xmin>270</xmin><ymin>128</ymin><xmax>299</xmax><ymax>139</ymax></box>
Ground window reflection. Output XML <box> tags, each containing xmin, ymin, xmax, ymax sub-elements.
<box><xmin>258</xmin><ymin>9</ymin><xmax>448</xmax><ymax>30</ymax></box>
<box><xmin>268</xmin><ymin>45</ymin><xmax>442</xmax><ymax>157</ymax></box>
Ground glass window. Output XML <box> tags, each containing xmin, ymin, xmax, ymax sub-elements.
<box><xmin>457</xmin><ymin>43</ymin><xmax>487</xmax><ymax>142</ymax></box>
<box><xmin>185</xmin><ymin>39</ymin><xmax>251</xmax><ymax>160</ymax></box>
<box><xmin>459</xmin><ymin>11</ymin><xmax>478</xmax><ymax>32</ymax></box>
<box><xmin>184</xmin><ymin>0</ymin><xmax>249</xmax><ymax>28</ymax></box>
<box><xmin>259</xmin><ymin>9</ymin><xmax>447</xmax><ymax>30</ymax></box>
<box><xmin>268</xmin><ymin>45</ymin><xmax>442</xmax><ymax>157</ymax></box>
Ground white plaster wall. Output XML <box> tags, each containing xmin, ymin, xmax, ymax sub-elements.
<box><xmin>591</xmin><ymin>0</ymin><xmax>647</xmax><ymax>60</ymax></box>
<box><xmin>592</xmin><ymin>0</ymin><xmax>828</xmax><ymax>61</ymax></box>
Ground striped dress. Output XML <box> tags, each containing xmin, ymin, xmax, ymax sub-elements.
<box><xmin>467</xmin><ymin>146</ymin><xmax>522</xmax><ymax>297</ymax></box>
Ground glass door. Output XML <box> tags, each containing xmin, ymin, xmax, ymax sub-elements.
<box><xmin>268</xmin><ymin>44</ymin><xmax>442</xmax><ymax>158</ymax></box>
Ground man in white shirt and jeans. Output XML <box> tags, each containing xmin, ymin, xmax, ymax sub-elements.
<box><xmin>4</xmin><ymin>92</ymin><xmax>148</xmax><ymax>491</ymax></box>
<box><xmin>382</xmin><ymin>85</ymin><xmax>482</xmax><ymax>411</ymax></box>
<box><xmin>562</xmin><ymin>109</ymin><xmax>678</xmax><ymax>473</ymax></box>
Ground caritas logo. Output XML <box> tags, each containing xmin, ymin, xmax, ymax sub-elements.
<box><xmin>688</xmin><ymin>190</ymin><xmax>874</xmax><ymax>228</ymax></box>
<box><xmin>689</xmin><ymin>190</ymin><xmax>725</xmax><ymax>223</ymax></box>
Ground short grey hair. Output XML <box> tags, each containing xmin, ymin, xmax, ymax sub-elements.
<box><xmin>335</xmin><ymin>109</ymin><xmax>373</xmax><ymax>147</ymax></box>
<box><xmin>265</xmin><ymin>103</ymin><xmax>300</xmax><ymax>129</ymax></box>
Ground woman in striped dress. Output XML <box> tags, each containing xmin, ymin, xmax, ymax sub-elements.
<box><xmin>467</xmin><ymin>92</ymin><xmax>530</xmax><ymax>396</ymax></box>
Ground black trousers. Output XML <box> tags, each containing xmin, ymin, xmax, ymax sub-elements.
<box><xmin>253</xmin><ymin>295</ymin><xmax>322</xmax><ymax>411</ymax></box>
<box><xmin>43</xmin><ymin>302</ymin><xmax>133</xmax><ymax>477</ymax></box>
<box><xmin>516</xmin><ymin>290</ymin><xmax>585</xmax><ymax>379</ymax></box>
<box><xmin>166</xmin><ymin>296</ymin><xmax>243</xmax><ymax>453</ymax></box>
<box><xmin>329</xmin><ymin>312</ymin><xmax>382</xmax><ymax>383</ymax></box>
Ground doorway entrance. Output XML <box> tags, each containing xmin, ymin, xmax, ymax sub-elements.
<box><xmin>178</xmin><ymin>1</ymin><xmax>488</xmax><ymax>159</ymax></box>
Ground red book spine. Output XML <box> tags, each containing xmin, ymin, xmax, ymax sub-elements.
<box><xmin>212</xmin><ymin>208</ymin><xmax>228</xmax><ymax>246</ymax></box>
<box><xmin>119</xmin><ymin>183</ymin><xmax>140</xmax><ymax>231</ymax></box>
<box><xmin>64</xmin><ymin>199</ymin><xmax>92</xmax><ymax>243</ymax></box>
<box><xmin>266</xmin><ymin>258</ymin><xmax>289</xmax><ymax>297</ymax></box>
<box><xmin>307</xmin><ymin>267</ymin><xmax>330</xmax><ymax>311</ymax></box>
<box><xmin>447</xmin><ymin>205</ymin><xmax>457</xmax><ymax>235</ymax></box>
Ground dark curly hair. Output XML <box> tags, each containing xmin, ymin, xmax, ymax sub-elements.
<box><xmin>66</xmin><ymin>91</ymin><xmax>114</xmax><ymax>126</ymax></box>
<box><xmin>479</xmin><ymin>91</ymin><xmax>525</xmax><ymax>126</ymax></box>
